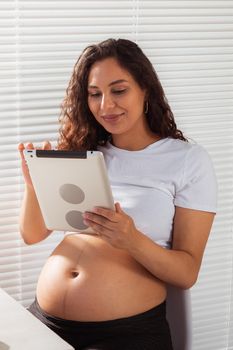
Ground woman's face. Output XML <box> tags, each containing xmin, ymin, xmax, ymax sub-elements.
<box><xmin>87</xmin><ymin>57</ymin><xmax>147</xmax><ymax>140</ymax></box>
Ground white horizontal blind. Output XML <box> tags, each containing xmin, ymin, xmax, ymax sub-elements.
<box><xmin>136</xmin><ymin>1</ymin><xmax>233</xmax><ymax>349</ymax></box>
<box><xmin>0</xmin><ymin>1</ymin><xmax>232</xmax><ymax>349</ymax></box>
<box><xmin>0</xmin><ymin>0</ymin><xmax>20</xmax><ymax>303</ymax></box>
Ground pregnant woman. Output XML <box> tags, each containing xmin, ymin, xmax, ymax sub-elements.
<box><xmin>18</xmin><ymin>38</ymin><xmax>217</xmax><ymax>350</ymax></box>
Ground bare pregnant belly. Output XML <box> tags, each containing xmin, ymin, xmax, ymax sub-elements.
<box><xmin>36</xmin><ymin>233</ymin><xmax>166</xmax><ymax>321</ymax></box>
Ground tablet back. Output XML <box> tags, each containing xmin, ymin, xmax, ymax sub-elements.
<box><xmin>24</xmin><ymin>150</ymin><xmax>114</xmax><ymax>232</ymax></box>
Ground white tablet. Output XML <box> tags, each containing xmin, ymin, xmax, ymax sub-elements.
<box><xmin>23</xmin><ymin>149</ymin><xmax>115</xmax><ymax>233</ymax></box>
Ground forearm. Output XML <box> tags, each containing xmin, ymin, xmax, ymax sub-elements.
<box><xmin>84</xmin><ymin>204</ymin><xmax>213</xmax><ymax>289</ymax></box>
<box><xmin>128</xmin><ymin>230</ymin><xmax>198</xmax><ymax>289</ymax></box>
<box><xmin>19</xmin><ymin>185</ymin><xmax>52</xmax><ymax>244</ymax></box>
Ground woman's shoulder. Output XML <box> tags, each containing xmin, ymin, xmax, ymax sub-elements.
<box><xmin>162</xmin><ymin>137</ymin><xmax>198</xmax><ymax>151</ymax></box>
<box><xmin>173</xmin><ymin>139</ymin><xmax>217</xmax><ymax>212</ymax></box>
<box><xmin>155</xmin><ymin>137</ymin><xmax>206</xmax><ymax>159</ymax></box>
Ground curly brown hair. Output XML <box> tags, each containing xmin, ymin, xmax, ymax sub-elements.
<box><xmin>58</xmin><ymin>38</ymin><xmax>187</xmax><ymax>150</ymax></box>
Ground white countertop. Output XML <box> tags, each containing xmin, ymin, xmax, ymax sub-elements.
<box><xmin>0</xmin><ymin>288</ymin><xmax>74</xmax><ymax>350</ymax></box>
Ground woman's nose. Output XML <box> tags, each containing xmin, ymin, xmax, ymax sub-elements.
<box><xmin>100</xmin><ymin>95</ymin><xmax>115</xmax><ymax>111</ymax></box>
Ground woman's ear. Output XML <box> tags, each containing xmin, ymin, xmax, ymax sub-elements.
<box><xmin>144</xmin><ymin>100</ymin><xmax>149</xmax><ymax>114</ymax></box>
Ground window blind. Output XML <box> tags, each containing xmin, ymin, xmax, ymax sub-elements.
<box><xmin>0</xmin><ymin>1</ymin><xmax>233</xmax><ymax>349</ymax></box>
<box><xmin>136</xmin><ymin>2</ymin><xmax>233</xmax><ymax>348</ymax></box>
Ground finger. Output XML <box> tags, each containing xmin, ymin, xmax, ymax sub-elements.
<box><xmin>91</xmin><ymin>207</ymin><xmax>118</xmax><ymax>222</ymax></box>
<box><xmin>115</xmin><ymin>202</ymin><xmax>123</xmax><ymax>214</ymax></box>
<box><xmin>42</xmin><ymin>141</ymin><xmax>52</xmax><ymax>150</ymax></box>
<box><xmin>18</xmin><ymin>143</ymin><xmax>25</xmax><ymax>161</ymax></box>
<box><xmin>85</xmin><ymin>219</ymin><xmax>112</xmax><ymax>237</ymax></box>
<box><xmin>83</xmin><ymin>213</ymin><xmax>115</xmax><ymax>231</ymax></box>
<box><xmin>18</xmin><ymin>143</ymin><xmax>25</xmax><ymax>151</ymax></box>
<box><xmin>25</xmin><ymin>142</ymin><xmax>34</xmax><ymax>149</ymax></box>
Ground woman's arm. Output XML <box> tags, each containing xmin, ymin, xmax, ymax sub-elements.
<box><xmin>18</xmin><ymin>142</ymin><xmax>53</xmax><ymax>245</ymax></box>
<box><xmin>83</xmin><ymin>204</ymin><xmax>215</xmax><ymax>289</ymax></box>
<box><xmin>19</xmin><ymin>185</ymin><xmax>53</xmax><ymax>245</ymax></box>
<box><xmin>128</xmin><ymin>207</ymin><xmax>215</xmax><ymax>289</ymax></box>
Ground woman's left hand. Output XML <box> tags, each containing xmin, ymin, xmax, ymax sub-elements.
<box><xmin>82</xmin><ymin>203</ymin><xmax>139</xmax><ymax>250</ymax></box>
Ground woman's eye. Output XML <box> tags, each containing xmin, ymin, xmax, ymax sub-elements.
<box><xmin>88</xmin><ymin>92</ymin><xmax>101</xmax><ymax>98</ymax></box>
<box><xmin>113</xmin><ymin>89</ymin><xmax>126</xmax><ymax>95</ymax></box>
<box><xmin>88</xmin><ymin>89</ymin><xmax>127</xmax><ymax>98</ymax></box>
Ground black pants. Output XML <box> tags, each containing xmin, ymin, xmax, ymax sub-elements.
<box><xmin>28</xmin><ymin>298</ymin><xmax>173</xmax><ymax>350</ymax></box>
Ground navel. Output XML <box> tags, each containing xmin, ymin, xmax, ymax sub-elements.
<box><xmin>70</xmin><ymin>271</ymin><xmax>79</xmax><ymax>278</ymax></box>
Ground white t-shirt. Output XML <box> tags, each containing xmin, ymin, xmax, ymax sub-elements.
<box><xmin>98</xmin><ymin>137</ymin><xmax>217</xmax><ymax>249</ymax></box>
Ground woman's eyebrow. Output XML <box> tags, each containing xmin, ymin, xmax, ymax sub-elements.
<box><xmin>88</xmin><ymin>79</ymin><xmax>128</xmax><ymax>89</ymax></box>
<box><xmin>109</xmin><ymin>79</ymin><xmax>128</xmax><ymax>86</ymax></box>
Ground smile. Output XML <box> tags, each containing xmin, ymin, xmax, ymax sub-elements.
<box><xmin>102</xmin><ymin>113</ymin><xmax>124</xmax><ymax>122</ymax></box>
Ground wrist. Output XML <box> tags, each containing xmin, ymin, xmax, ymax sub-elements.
<box><xmin>126</xmin><ymin>228</ymin><xmax>145</xmax><ymax>255</ymax></box>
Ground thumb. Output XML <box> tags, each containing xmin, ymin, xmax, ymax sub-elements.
<box><xmin>115</xmin><ymin>202</ymin><xmax>123</xmax><ymax>214</ymax></box>
<box><xmin>18</xmin><ymin>143</ymin><xmax>25</xmax><ymax>161</ymax></box>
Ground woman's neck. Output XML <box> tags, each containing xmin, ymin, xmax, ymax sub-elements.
<box><xmin>111</xmin><ymin>132</ymin><xmax>161</xmax><ymax>151</ymax></box>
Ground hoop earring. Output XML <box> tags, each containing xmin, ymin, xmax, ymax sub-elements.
<box><xmin>144</xmin><ymin>101</ymin><xmax>149</xmax><ymax>114</ymax></box>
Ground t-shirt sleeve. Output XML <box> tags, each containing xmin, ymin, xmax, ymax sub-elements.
<box><xmin>174</xmin><ymin>144</ymin><xmax>218</xmax><ymax>213</ymax></box>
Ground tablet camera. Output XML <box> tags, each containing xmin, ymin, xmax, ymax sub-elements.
<box><xmin>59</xmin><ymin>184</ymin><xmax>88</xmax><ymax>230</ymax></box>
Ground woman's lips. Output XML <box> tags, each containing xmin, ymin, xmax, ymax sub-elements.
<box><xmin>102</xmin><ymin>113</ymin><xmax>124</xmax><ymax>122</ymax></box>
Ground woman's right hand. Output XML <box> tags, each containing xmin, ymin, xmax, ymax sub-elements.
<box><xmin>18</xmin><ymin>141</ymin><xmax>52</xmax><ymax>187</ymax></box>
